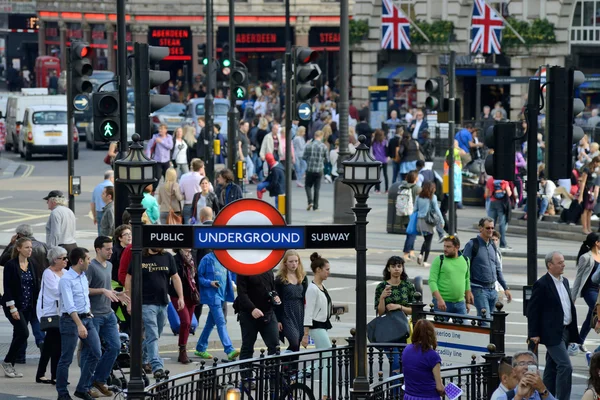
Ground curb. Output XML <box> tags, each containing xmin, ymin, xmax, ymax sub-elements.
<box><xmin>0</xmin><ymin>159</ymin><xmax>19</xmax><ymax>179</ymax></box>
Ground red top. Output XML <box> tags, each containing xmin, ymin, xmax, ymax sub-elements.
<box><xmin>486</xmin><ymin>176</ymin><xmax>509</xmax><ymax>202</ymax></box>
<box><xmin>118</xmin><ymin>243</ymin><xmax>132</xmax><ymax>285</ymax></box>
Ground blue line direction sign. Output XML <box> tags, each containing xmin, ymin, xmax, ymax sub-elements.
<box><xmin>297</xmin><ymin>103</ymin><xmax>312</xmax><ymax>121</ymax></box>
<box><xmin>73</xmin><ymin>94</ymin><xmax>90</xmax><ymax>111</ymax></box>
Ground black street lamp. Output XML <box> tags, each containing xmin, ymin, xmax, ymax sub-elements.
<box><xmin>473</xmin><ymin>52</ymin><xmax>486</xmax><ymax>127</ymax></box>
<box><xmin>114</xmin><ymin>133</ymin><xmax>157</xmax><ymax>399</ymax></box>
<box><xmin>342</xmin><ymin>135</ymin><xmax>381</xmax><ymax>400</ymax></box>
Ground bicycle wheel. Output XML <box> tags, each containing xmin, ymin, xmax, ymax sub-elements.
<box><xmin>278</xmin><ymin>383</ymin><xmax>316</xmax><ymax>400</ymax></box>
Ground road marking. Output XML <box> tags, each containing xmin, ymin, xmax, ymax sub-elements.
<box><xmin>0</xmin><ymin>207</ymin><xmax>46</xmax><ymax>217</ymax></box>
<box><xmin>31</xmin><ymin>222</ymin><xmax>46</xmax><ymax>227</ymax></box>
<box><xmin>21</xmin><ymin>163</ymin><xmax>34</xmax><ymax>178</ymax></box>
<box><xmin>0</xmin><ymin>214</ymin><xmax>49</xmax><ymax>226</ymax></box>
<box><xmin>0</xmin><ymin>196</ymin><xmax>13</xmax><ymax>201</ymax></box>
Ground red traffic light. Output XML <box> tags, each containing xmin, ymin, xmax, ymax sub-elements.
<box><xmin>72</xmin><ymin>42</ymin><xmax>91</xmax><ymax>59</ymax></box>
<box><xmin>98</xmin><ymin>95</ymin><xmax>118</xmax><ymax>115</ymax></box>
<box><xmin>296</xmin><ymin>47</ymin><xmax>319</xmax><ymax>64</ymax></box>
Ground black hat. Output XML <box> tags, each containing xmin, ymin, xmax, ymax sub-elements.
<box><xmin>43</xmin><ymin>190</ymin><xmax>64</xmax><ymax>200</ymax></box>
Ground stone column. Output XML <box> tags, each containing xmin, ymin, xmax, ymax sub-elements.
<box><xmin>38</xmin><ymin>21</ymin><xmax>46</xmax><ymax>56</ymax></box>
<box><xmin>82</xmin><ymin>21</ymin><xmax>91</xmax><ymax>43</ymax></box>
<box><xmin>59</xmin><ymin>20</ymin><xmax>67</xmax><ymax>70</ymax></box>
<box><xmin>131</xmin><ymin>24</ymin><xmax>148</xmax><ymax>44</ymax></box>
<box><xmin>106</xmin><ymin>23</ymin><xmax>116</xmax><ymax>72</ymax></box>
<box><xmin>191</xmin><ymin>24</ymin><xmax>206</xmax><ymax>77</ymax></box>
<box><xmin>295</xmin><ymin>17</ymin><xmax>310</xmax><ymax>47</ymax></box>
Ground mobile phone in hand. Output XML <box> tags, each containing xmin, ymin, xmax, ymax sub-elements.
<box><xmin>214</xmin><ymin>281</ymin><xmax>220</xmax><ymax>288</ymax></box>
<box><xmin>527</xmin><ymin>364</ymin><xmax>538</xmax><ymax>374</ymax></box>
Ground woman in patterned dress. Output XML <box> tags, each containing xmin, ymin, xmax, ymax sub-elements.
<box><xmin>374</xmin><ymin>255</ymin><xmax>416</xmax><ymax>375</ymax></box>
<box><xmin>275</xmin><ymin>250</ymin><xmax>308</xmax><ymax>354</ymax></box>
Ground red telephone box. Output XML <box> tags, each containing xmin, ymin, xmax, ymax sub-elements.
<box><xmin>35</xmin><ymin>56</ymin><xmax>61</xmax><ymax>88</ymax></box>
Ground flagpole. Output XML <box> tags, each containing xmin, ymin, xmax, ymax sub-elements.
<box><xmin>401</xmin><ymin>11</ymin><xmax>430</xmax><ymax>43</ymax></box>
<box><xmin>482</xmin><ymin>0</ymin><xmax>526</xmax><ymax>45</ymax></box>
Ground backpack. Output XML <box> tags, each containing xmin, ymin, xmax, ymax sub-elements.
<box><xmin>396</xmin><ymin>186</ymin><xmax>414</xmax><ymax>216</ymax></box>
<box><xmin>437</xmin><ymin>252</ymin><xmax>469</xmax><ymax>271</ymax></box>
<box><xmin>493</xmin><ymin>180</ymin><xmax>506</xmax><ymax>200</ymax></box>
<box><xmin>463</xmin><ymin>238</ymin><xmax>481</xmax><ymax>263</ymax></box>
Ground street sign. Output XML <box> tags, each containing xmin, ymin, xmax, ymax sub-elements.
<box><xmin>100</xmin><ymin>120</ymin><xmax>119</xmax><ymax>140</ymax></box>
<box><xmin>141</xmin><ymin>199</ymin><xmax>356</xmax><ymax>275</ymax></box>
<box><xmin>73</xmin><ymin>94</ymin><xmax>90</xmax><ymax>111</ymax></box>
<box><xmin>297</xmin><ymin>103</ymin><xmax>312</xmax><ymax>121</ymax></box>
<box><xmin>433</xmin><ymin>323</ymin><xmax>489</xmax><ymax>366</ymax></box>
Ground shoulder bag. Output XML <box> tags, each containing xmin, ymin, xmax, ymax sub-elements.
<box><xmin>425</xmin><ymin>199</ymin><xmax>442</xmax><ymax>226</ymax></box>
<box><xmin>39</xmin><ymin>276</ymin><xmax>59</xmax><ymax>331</ymax></box>
<box><xmin>166</xmin><ymin>186</ymin><xmax>182</xmax><ymax>225</ymax></box>
<box><xmin>367</xmin><ymin>310</ymin><xmax>410</xmax><ymax>343</ymax></box>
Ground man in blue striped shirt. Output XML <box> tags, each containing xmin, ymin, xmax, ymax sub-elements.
<box><xmin>56</xmin><ymin>248</ymin><xmax>102</xmax><ymax>400</ymax></box>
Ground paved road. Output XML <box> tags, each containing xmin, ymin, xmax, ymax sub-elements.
<box><xmin>0</xmin><ymin>145</ymin><xmax>593</xmax><ymax>399</ymax></box>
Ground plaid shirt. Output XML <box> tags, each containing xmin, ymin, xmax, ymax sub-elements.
<box><xmin>303</xmin><ymin>139</ymin><xmax>328</xmax><ymax>173</ymax></box>
<box><xmin>0</xmin><ymin>120</ymin><xmax>5</xmax><ymax>151</ymax></box>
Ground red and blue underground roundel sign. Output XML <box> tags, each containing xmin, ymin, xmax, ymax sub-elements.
<box><xmin>210</xmin><ymin>199</ymin><xmax>289</xmax><ymax>276</ymax></box>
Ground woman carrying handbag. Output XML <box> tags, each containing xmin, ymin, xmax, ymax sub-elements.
<box><xmin>35</xmin><ymin>246</ymin><xmax>68</xmax><ymax>384</ymax></box>
<box><xmin>158</xmin><ymin>168</ymin><xmax>183</xmax><ymax>225</ymax></box>
<box><xmin>414</xmin><ymin>181</ymin><xmax>444</xmax><ymax>268</ymax></box>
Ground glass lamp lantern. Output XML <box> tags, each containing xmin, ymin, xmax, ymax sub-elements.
<box><xmin>114</xmin><ymin>133</ymin><xmax>157</xmax><ymax>196</ymax></box>
<box><xmin>342</xmin><ymin>135</ymin><xmax>382</xmax><ymax>197</ymax></box>
<box><xmin>473</xmin><ymin>53</ymin><xmax>485</xmax><ymax>66</ymax></box>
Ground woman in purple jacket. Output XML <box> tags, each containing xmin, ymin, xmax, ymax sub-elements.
<box><xmin>372</xmin><ymin>129</ymin><xmax>389</xmax><ymax>193</ymax></box>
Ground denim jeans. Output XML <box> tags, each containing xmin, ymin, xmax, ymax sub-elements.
<box><xmin>432</xmin><ymin>297</ymin><xmax>468</xmax><ymax>316</ymax></box>
<box><xmin>56</xmin><ymin>316</ymin><xmax>101</xmax><ymax>397</ymax></box>
<box><xmin>196</xmin><ymin>303</ymin><xmax>234</xmax><ymax>354</ymax></box>
<box><xmin>86</xmin><ymin>313</ymin><xmax>120</xmax><ymax>385</ymax></box>
<box><xmin>543</xmin><ymin>327</ymin><xmax>572</xmax><ymax>400</ymax></box>
<box><xmin>295</xmin><ymin>159</ymin><xmax>307</xmax><ymax>181</ymax></box>
<box><xmin>403</xmin><ymin>234</ymin><xmax>416</xmax><ymax>253</ymax></box>
<box><xmin>183</xmin><ymin>204</ymin><xmax>193</xmax><ymax>225</ymax></box>
<box><xmin>392</xmin><ymin>162</ymin><xmax>401</xmax><ymax>184</ymax></box>
<box><xmin>245</xmin><ymin>155</ymin><xmax>255</xmax><ymax>180</ymax></box>
<box><xmin>142</xmin><ymin>304</ymin><xmax>167</xmax><ymax>373</ymax></box>
<box><xmin>471</xmin><ymin>286</ymin><xmax>497</xmax><ymax>325</ymax></box>
<box><xmin>487</xmin><ymin>200</ymin><xmax>508</xmax><ymax>247</ymax></box>
<box><xmin>580</xmin><ymin>287</ymin><xmax>599</xmax><ymax>342</ymax></box>
<box><xmin>523</xmin><ymin>197</ymin><xmax>550</xmax><ymax>217</ymax></box>
<box><xmin>96</xmin><ymin>210</ymin><xmax>104</xmax><ymax>236</ymax></box>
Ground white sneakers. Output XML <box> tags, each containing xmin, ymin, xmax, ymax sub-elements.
<box><xmin>1</xmin><ymin>362</ymin><xmax>23</xmax><ymax>378</ymax></box>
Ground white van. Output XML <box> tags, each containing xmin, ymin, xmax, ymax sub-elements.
<box><xmin>18</xmin><ymin>105</ymin><xmax>79</xmax><ymax>160</ymax></box>
<box><xmin>5</xmin><ymin>90</ymin><xmax>67</xmax><ymax>152</ymax></box>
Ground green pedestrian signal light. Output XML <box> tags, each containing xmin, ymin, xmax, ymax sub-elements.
<box><xmin>203</xmin><ymin>58</ymin><xmax>208</xmax><ymax>66</ymax></box>
<box><xmin>222</xmin><ymin>59</ymin><xmax>231</xmax><ymax>68</ymax></box>
<box><xmin>100</xmin><ymin>120</ymin><xmax>119</xmax><ymax>139</ymax></box>
<box><xmin>236</xmin><ymin>87</ymin><xmax>246</xmax><ymax>99</ymax></box>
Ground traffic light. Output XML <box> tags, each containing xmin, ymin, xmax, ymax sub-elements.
<box><xmin>231</xmin><ymin>64</ymin><xmax>249</xmax><ymax>100</ymax></box>
<box><xmin>221</xmin><ymin>42</ymin><xmax>231</xmax><ymax>69</ymax></box>
<box><xmin>134</xmin><ymin>43</ymin><xmax>171</xmax><ymax>140</ymax></box>
<box><xmin>545</xmin><ymin>66</ymin><xmax>586</xmax><ymax>180</ymax></box>
<box><xmin>197</xmin><ymin>43</ymin><xmax>207</xmax><ymax>66</ymax></box>
<box><xmin>294</xmin><ymin>47</ymin><xmax>321</xmax><ymax>103</ymax></box>
<box><xmin>484</xmin><ymin>122</ymin><xmax>516</xmax><ymax>181</ymax></box>
<box><xmin>93</xmin><ymin>92</ymin><xmax>119</xmax><ymax>142</ymax></box>
<box><xmin>70</xmin><ymin>41</ymin><xmax>93</xmax><ymax>97</ymax></box>
<box><xmin>270</xmin><ymin>59</ymin><xmax>282</xmax><ymax>84</ymax></box>
<box><xmin>425</xmin><ymin>77</ymin><xmax>445</xmax><ymax>112</ymax></box>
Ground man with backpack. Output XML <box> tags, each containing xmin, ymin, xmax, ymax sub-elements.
<box><xmin>485</xmin><ymin>175</ymin><xmax>513</xmax><ymax>250</ymax></box>
<box><xmin>428</xmin><ymin>235</ymin><xmax>474</xmax><ymax>317</ymax></box>
<box><xmin>464</xmin><ymin>217</ymin><xmax>512</xmax><ymax>324</ymax></box>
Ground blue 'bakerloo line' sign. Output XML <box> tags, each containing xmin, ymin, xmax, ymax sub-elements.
<box><xmin>142</xmin><ymin>224</ymin><xmax>356</xmax><ymax>250</ymax></box>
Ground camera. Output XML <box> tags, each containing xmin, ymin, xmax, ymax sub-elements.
<box><xmin>267</xmin><ymin>291</ymin><xmax>281</xmax><ymax>305</ymax></box>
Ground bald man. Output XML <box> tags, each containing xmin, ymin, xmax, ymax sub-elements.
<box><xmin>199</xmin><ymin>207</ymin><xmax>213</xmax><ymax>225</ymax></box>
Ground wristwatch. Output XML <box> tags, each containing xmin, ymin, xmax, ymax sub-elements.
<box><xmin>540</xmin><ymin>388</ymin><xmax>549</xmax><ymax>398</ymax></box>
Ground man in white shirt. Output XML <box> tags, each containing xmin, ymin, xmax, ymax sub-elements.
<box><xmin>44</xmin><ymin>190</ymin><xmax>77</xmax><ymax>254</ymax></box>
<box><xmin>408</xmin><ymin>110</ymin><xmax>428</xmax><ymax>143</ymax></box>
<box><xmin>179</xmin><ymin>159</ymin><xmax>206</xmax><ymax>224</ymax></box>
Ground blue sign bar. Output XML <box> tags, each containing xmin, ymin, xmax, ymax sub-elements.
<box><xmin>194</xmin><ymin>226</ymin><xmax>305</xmax><ymax>249</ymax></box>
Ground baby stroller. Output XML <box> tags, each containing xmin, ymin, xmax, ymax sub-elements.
<box><xmin>105</xmin><ymin>332</ymin><xmax>150</xmax><ymax>390</ymax></box>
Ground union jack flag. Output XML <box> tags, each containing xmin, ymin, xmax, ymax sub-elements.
<box><xmin>470</xmin><ymin>0</ymin><xmax>504</xmax><ymax>55</ymax></box>
<box><xmin>381</xmin><ymin>0</ymin><xmax>411</xmax><ymax>50</ymax></box>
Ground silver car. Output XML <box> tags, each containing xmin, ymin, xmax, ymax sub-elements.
<box><xmin>185</xmin><ymin>98</ymin><xmax>230</xmax><ymax>137</ymax></box>
<box><xmin>150</xmin><ymin>103</ymin><xmax>186</xmax><ymax>134</ymax></box>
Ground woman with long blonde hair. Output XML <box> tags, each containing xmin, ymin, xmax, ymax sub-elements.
<box><xmin>275</xmin><ymin>250</ymin><xmax>308</xmax><ymax>353</ymax></box>
<box><xmin>157</xmin><ymin>167</ymin><xmax>183</xmax><ymax>224</ymax></box>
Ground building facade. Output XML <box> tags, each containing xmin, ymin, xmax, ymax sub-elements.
<box><xmin>35</xmin><ymin>0</ymin><xmax>345</xmax><ymax>86</ymax></box>
<box><xmin>351</xmin><ymin>0</ymin><xmax>598</xmax><ymax>121</ymax></box>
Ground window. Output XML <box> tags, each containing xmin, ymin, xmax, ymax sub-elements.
<box><xmin>32</xmin><ymin>111</ymin><xmax>68</xmax><ymax>125</ymax></box>
<box><xmin>195</xmin><ymin>103</ymin><xmax>229</xmax><ymax>116</ymax></box>
<box><xmin>574</xmin><ymin>2</ymin><xmax>582</xmax><ymax>26</ymax></box>
<box><xmin>584</xmin><ymin>1</ymin><xmax>595</xmax><ymax>26</ymax></box>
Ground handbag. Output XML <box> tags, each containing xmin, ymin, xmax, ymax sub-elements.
<box><xmin>166</xmin><ymin>186</ymin><xmax>182</xmax><ymax>225</ymax></box>
<box><xmin>103</xmin><ymin>154</ymin><xmax>112</xmax><ymax>165</ymax></box>
<box><xmin>425</xmin><ymin>199</ymin><xmax>442</xmax><ymax>226</ymax></box>
<box><xmin>406</xmin><ymin>212</ymin><xmax>418</xmax><ymax>235</ymax></box>
<box><xmin>39</xmin><ymin>278</ymin><xmax>59</xmax><ymax>331</ymax></box>
<box><xmin>367</xmin><ymin>311</ymin><xmax>410</xmax><ymax>343</ymax></box>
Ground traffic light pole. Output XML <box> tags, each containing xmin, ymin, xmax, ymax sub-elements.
<box><xmin>227</xmin><ymin>0</ymin><xmax>239</xmax><ymax>181</ymax></box>
<box><xmin>447</xmin><ymin>51</ymin><xmax>456</xmax><ymax>235</ymax></box>
<box><xmin>525</xmin><ymin>78</ymin><xmax>540</xmax><ymax>286</ymax></box>
<box><xmin>284</xmin><ymin>51</ymin><xmax>292</xmax><ymax>223</ymax></box>
<box><xmin>115</xmin><ymin>0</ymin><xmax>129</xmax><ymax>227</ymax></box>
<box><xmin>205</xmin><ymin>0</ymin><xmax>215</xmax><ymax>183</ymax></box>
<box><xmin>66</xmin><ymin>47</ymin><xmax>75</xmax><ymax>212</ymax></box>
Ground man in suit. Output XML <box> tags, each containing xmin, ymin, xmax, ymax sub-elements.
<box><xmin>527</xmin><ymin>251</ymin><xmax>580</xmax><ymax>400</ymax></box>
<box><xmin>408</xmin><ymin>109</ymin><xmax>428</xmax><ymax>144</ymax></box>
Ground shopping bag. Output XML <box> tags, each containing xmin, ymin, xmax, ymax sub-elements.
<box><xmin>406</xmin><ymin>212</ymin><xmax>418</xmax><ymax>235</ymax></box>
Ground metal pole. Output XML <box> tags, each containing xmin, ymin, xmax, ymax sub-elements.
<box><xmin>284</xmin><ymin>51</ymin><xmax>292</xmax><ymax>223</ymax></box>
<box><xmin>66</xmin><ymin>47</ymin><xmax>75</xmax><ymax>212</ymax></box>
<box><xmin>114</xmin><ymin>0</ymin><xmax>128</xmax><ymax>227</ymax></box>
<box><xmin>183</xmin><ymin>62</ymin><xmax>189</xmax><ymax>100</ymax></box>
<box><xmin>205</xmin><ymin>0</ymin><xmax>215</xmax><ymax>183</ymax></box>
<box><xmin>227</xmin><ymin>0</ymin><xmax>239</xmax><ymax>181</ymax></box>
<box><xmin>125</xmin><ymin>192</ymin><xmax>146</xmax><ymax>400</ymax></box>
<box><xmin>447</xmin><ymin>51</ymin><xmax>456</xmax><ymax>235</ymax></box>
<box><xmin>351</xmin><ymin>193</ymin><xmax>371</xmax><ymax>398</ymax></box>
<box><xmin>476</xmin><ymin>66</ymin><xmax>481</xmax><ymax>127</ymax></box>
<box><xmin>525</xmin><ymin>79</ymin><xmax>540</xmax><ymax>285</ymax></box>
<box><xmin>333</xmin><ymin>0</ymin><xmax>354</xmax><ymax>224</ymax></box>
<box><xmin>284</xmin><ymin>0</ymin><xmax>291</xmax><ymax>52</ymax></box>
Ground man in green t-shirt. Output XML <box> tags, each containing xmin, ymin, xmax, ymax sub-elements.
<box><xmin>428</xmin><ymin>235</ymin><xmax>474</xmax><ymax>316</ymax></box>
